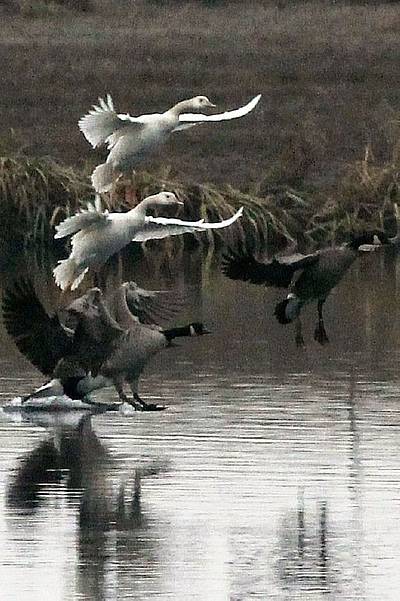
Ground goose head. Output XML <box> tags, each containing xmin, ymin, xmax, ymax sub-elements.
<box><xmin>188</xmin><ymin>96</ymin><xmax>216</xmax><ymax>110</ymax></box>
<box><xmin>143</xmin><ymin>191</ymin><xmax>184</xmax><ymax>210</ymax></box>
<box><xmin>66</xmin><ymin>288</ymin><xmax>104</xmax><ymax>321</ymax></box>
<box><xmin>349</xmin><ymin>230</ymin><xmax>390</xmax><ymax>251</ymax></box>
<box><xmin>188</xmin><ymin>322</ymin><xmax>212</xmax><ymax>336</ymax></box>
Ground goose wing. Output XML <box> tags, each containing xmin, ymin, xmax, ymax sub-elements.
<box><xmin>79</xmin><ymin>94</ymin><xmax>144</xmax><ymax>149</ymax></box>
<box><xmin>177</xmin><ymin>95</ymin><xmax>261</xmax><ymax>126</ymax></box>
<box><xmin>2</xmin><ymin>280</ymin><xmax>72</xmax><ymax>376</ymax></box>
<box><xmin>124</xmin><ymin>282</ymin><xmax>187</xmax><ymax>326</ymax></box>
<box><xmin>54</xmin><ymin>196</ymin><xmax>111</xmax><ymax>239</ymax></box>
<box><xmin>131</xmin><ymin>207</ymin><xmax>243</xmax><ymax>242</ymax></box>
<box><xmin>222</xmin><ymin>250</ymin><xmax>319</xmax><ymax>288</ymax></box>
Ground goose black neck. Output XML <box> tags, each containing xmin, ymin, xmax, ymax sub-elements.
<box><xmin>162</xmin><ymin>324</ymin><xmax>193</xmax><ymax>342</ymax></box>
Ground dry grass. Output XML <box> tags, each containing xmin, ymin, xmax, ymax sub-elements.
<box><xmin>0</xmin><ymin>148</ymin><xmax>398</xmax><ymax>255</ymax></box>
<box><xmin>0</xmin><ymin>1</ymin><xmax>399</xmax><ymax>190</ymax></box>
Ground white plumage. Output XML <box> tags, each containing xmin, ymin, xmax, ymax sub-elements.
<box><xmin>53</xmin><ymin>192</ymin><xmax>243</xmax><ymax>290</ymax></box>
<box><xmin>79</xmin><ymin>94</ymin><xmax>262</xmax><ymax>192</ymax></box>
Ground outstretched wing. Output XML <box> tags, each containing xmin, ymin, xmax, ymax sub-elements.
<box><xmin>2</xmin><ymin>280</ymin><xmax>72</xmax><ymax>376</ymax></box>
<box><xmin>177</xmin><ymin>94</ymin><xmax>261</xmax><ymax>125</ymax></box>
<box><xmin>54</xmin><ymin>196</ymin><xmax>111</xmax><ymax>239</ymax></box>
<box><xmin>221</xmin><ymin>249</ymin><xmax>319</xmax><ymax>288</ymax></box>
<box><xmin>132</xmin><ymin>207</ymin><xmax>243</xmax><ymax>242</ymax></box>
<box><xmin>124</xmin><ymin>282</ymin><xmax>188</xmax><ymax>326</ymax></box>
<box><xmin>79</xmin><ymin>94</ymin><xmax>143</xmax><ymax>149</ymax></box>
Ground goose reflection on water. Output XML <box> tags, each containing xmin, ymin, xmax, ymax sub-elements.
<box><xmin>5</xmin><ymin>412</ymin><xmax>170</xmax><ymax>600</ymax></box>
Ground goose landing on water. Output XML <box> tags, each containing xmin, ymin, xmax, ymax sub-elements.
<box><xmin>222</xmin><ymin>231</ymin><xmax>390</xmax><ymax>347</ymax></box>
<box><xmin>3</xmin><ymin>280</ymin><xmax>209</xmax><ymax>411</ymax></box>
<box><xmin>53</xmin><ymin>192</ymin><xmax>243</xmax><ymax>291</ymax></box>
<box><xmin>79</xmin><ymin>94</ymin><xmax>261</xmax><ymax>193</ymax></box>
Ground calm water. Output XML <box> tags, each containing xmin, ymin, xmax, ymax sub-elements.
<box><xmin>0</xmin><ymin>248</ymin><xmax>400</xmax><ymax>600</ymax></box>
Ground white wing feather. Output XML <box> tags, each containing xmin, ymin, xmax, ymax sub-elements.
<box><xmin>79</xmin><ymin>94</ymin><xmax>143</xmax><ymax>149</ymax></box>
<box><xmin>132</xmin><ymin>207</ymin><xmax>243</xmax><ymax>242</ymax></box>
<box><xmin>54</xmin><ymin>197</ymin><xmax>110</xmax><ymax>239</ymax></box>
<box><xmin>177</xmin><ymin>95</ymin><xmax>261</xmax><ymax>124</ymax></box>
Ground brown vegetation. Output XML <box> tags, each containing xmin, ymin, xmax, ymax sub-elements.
<box><xmin>0</xmin><ymin>1</ymin><xmax>399</xmax><ymax>191</ymax></box>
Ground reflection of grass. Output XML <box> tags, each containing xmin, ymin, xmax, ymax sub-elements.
<box><xmin>0</xmin><ymin>1</ymin><xmax>399</xmax><ymax>189</ymax></box>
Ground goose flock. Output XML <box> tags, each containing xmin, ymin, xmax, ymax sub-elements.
<box><xmin>2</xmin><ymin>91</ymin><xmax>395</xmax><ymax>412</ymax></box>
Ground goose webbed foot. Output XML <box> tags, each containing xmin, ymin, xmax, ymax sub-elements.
<box><xmin>314</xmin><ymin>320</ymin><xmax>329</xmax><ymax>345</ymax></box>
<box><xmin>133</xmin><ymin>393</ymin><xmax>166</xmax><ymax>412</ymax></box>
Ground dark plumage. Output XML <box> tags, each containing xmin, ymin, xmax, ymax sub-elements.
<box><xmin>3</xmin><ymin>279</ymin><xmax>208</xmax><ymax>409</ymax></box>
<box><xmin>222</xmin><ymin>231</ymin><xmax>390</xmax><ymax>346</ymax></box>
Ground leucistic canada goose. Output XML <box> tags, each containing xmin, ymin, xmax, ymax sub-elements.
<box><xmin>79</xmin><ymin>94</ymin><xmax>261</xmax><ymax>193</ymax></box>
<box><xmin>222</xmin><ymin>231</ymin><xmax>390</xmax><ymax>347</ymax></box>
<box><xmin>3</xmin><ymin>281</ymin><xmax>209</xmax><ymax>411</ymax></box>
<box><xmin>53</xmin><ymin>192</ymin><xmax>243</xmax><ymax>291</ymax></box>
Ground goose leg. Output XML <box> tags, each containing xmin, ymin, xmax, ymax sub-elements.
<box><xmin>295</xmin><ymin>317</ymin><xmax>305</xmax><ymax>347</ymax></box>
<box><xmin>125</xmin><ymin>175</ymin><xmax>138</xmax><ymax>206</ymax></box>
<box><xmin>314</xmin><ymin>299</ymin><xmax>329</xmax><ymax>345</ymax></box>
<box><xmin>115</xmin><ymin>381</ymin><xmax>142</xmax><ymax>410</ymax></box>
<box><xmin>128</xmin><ymin>381</ymin><xmax>166</xmax><ymax>412</ymax></box>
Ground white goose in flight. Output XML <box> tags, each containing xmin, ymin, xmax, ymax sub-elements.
<box><xmin>53</xmin><ymin>192</ymin><xmax>243</xmax><ymax>291</ymax></box>
<box><xmin>79</xmin><ymin>94</ymin><xmax>262</xmax><ymax>193</ymax></box>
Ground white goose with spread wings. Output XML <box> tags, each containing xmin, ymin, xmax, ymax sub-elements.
<box><xmin>53</xmin><ymin>192</ymin><xmax>243</xmax><ymax>291</ymax></box>
<box><xmin>79</xmin><ymin>94</ymin><xmax>261</xmax><ymax>192</ymax></box>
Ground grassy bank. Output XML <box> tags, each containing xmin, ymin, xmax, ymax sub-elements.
<box><xmin>0</xmin><ymin>147</ymin><xmax>398</xmax><ymax>254</ymax></box>
<box><xmin>0</xmin><ymin>1</ymin><xmax>399</xmax><ymax>191</ymax></box>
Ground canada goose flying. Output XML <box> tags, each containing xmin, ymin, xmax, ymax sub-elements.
<box><xmin>3</xmin><ymin>280</ymin><xmax>209</xmax><ymax>410</ymax></box>
<box><xmin>53</xmin><ymin>193</ymin><xmax>243</xmax><ymax>291</ymax></box>
<box><xmin>79</xmin><ymin>94</ymin><xmax>261</xmax><ymax>193</ymax></box>
<box><xmin>222</xmin><ymin>231</ymin><xmax>390</xmax><ymax>346</ymax></box>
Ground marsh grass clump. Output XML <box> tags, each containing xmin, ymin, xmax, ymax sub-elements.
<box><xmin>0</xmin><ymin>156</ymin><xmax>90</xmax><ymax>243</ymax></box>
<box><xmin>304</xmin><ymin>146</ymin><xmax>400</xmax><ymax>246</ymax></box>
<box><xmin>1</xmin><ymin>147</ymin><xmax>399</xmax><ymax>255</ymax></box>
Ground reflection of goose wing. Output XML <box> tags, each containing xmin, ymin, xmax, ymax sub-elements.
<box><xmin>132</xmin><ymin>207</ymin><xmax>243</xmax><ymax>242</ymax></box>
<box><xmin>79</xmin><ymin>94</ymin><xmax>144</xmax><ymax>149</ymax></box>
<box><xmin>177</xmin><ymin>94</ymin><xmax>261</xmax><ymax>124</ymax></box>
<box><xmin>222</xmin><ymin>250</ymin><xmax>319</xmax><ymax>288</ymax></box>
<box><xmin>2</xmin><ymin>281</ymin><xmax>72</xmax><ymax>376</ymax></box>
<box><xmin>125</xmin><ymin>282</ymin><xmax>187</xmax><ymax>326</ymax></box>
<box><xmin>54</xmin><ymin>196</ymin><xmax>110</xmax><ymax>239</ymax></box>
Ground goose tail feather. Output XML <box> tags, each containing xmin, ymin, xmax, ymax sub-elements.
<box><xmin>274</xmin><ymin>296</ymin><xmax>301</xmax><ymax>324</ymax></box>
<box><xmin>91</xmin><ymin>162</ymin><xmax>114</xmax><ymax>193</ymax></box>
<box><xmin>53</xmin><ymin>259</ymin><xmax>88</xmax><ymax>291</ymax></box>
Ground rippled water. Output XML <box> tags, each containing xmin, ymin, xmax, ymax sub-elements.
<box><xmin>0</xmin><ymin>249</ymin><xmax>400</xmax><ymax>600</ymax></box>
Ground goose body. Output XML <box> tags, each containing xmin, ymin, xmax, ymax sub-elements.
<box><xmin>53</xmin><ymin>192</ymin><xmax>243</xmax><ymax>291</ymax></box>
<box><xmin>222</xmin><ymin>231</ymin><xmax>390</xmax><ymax>346</ymax></box>
<box><xmin>3</xmin><ymin>280</ymin><xmax>208</xmax><ymax>410</ymax></box>
<box><xmin>79</xmin><ymin>94</ymin><xmax>261</xmax><ymax>192</ymax></box>
<box><xmin>98</xmin><ymin>284</ymin><xmax>209</xmax><ymax>409</ymax></box>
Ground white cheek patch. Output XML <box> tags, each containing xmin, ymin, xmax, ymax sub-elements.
<box><xmin>373</xmin><ymin>234</ymin><xmax>381</xmax><ymax>245</ymax></box>
<box><xmin>189</xmin><ymin>325</ymin><xmax>196</xmax><ymax>336</ymax></box>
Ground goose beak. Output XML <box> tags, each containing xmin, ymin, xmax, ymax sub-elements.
<box><xmin>206</xmin><ymin>100</ymin><xmax>216</xmax><ymax>108</ymax></box>
<box><xmin>202</xmin><ymin>327</ymin><xmax>212</xmax><ymax>335</ymax></box>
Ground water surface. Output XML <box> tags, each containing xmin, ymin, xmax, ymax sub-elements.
<box><xmin>0</xmin><ymin>250</ymin><xmax>399</xmax><ymax>600</ymax></box>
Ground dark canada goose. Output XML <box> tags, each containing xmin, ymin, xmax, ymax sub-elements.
<box><xmin>79</xmin><ymin>94</ymin><xmax>261</xmax><ymax>193</ymax></box>
<box><xmin>222</xmin><ymin>231</ymin><xmax>390</xmax><ymax>346</ymax></box>
<box><xmin>3</xmin><ymin>280</ymin><xmax>209</xmax><ymax>410</ymax></box>
<box><xmin>92</xmin><ymin>283</ymin><xmax>210</xmax><ymax>410</ymax></box>
<box><xmin>2</xmin><ymin>282</ymin><xmax>122</xmax><ymax>406</ymax></box>
<box><xmin>53</xmin><ymin>193</ymin><xmax>243</xmax><ymax>291</ymax></box>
